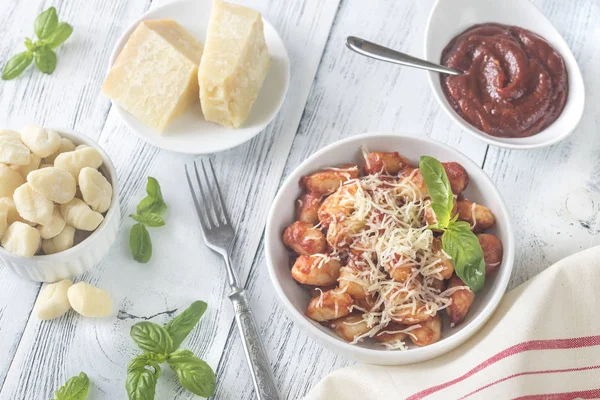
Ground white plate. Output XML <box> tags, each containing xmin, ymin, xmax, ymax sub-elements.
<box><xmin>425</xmin><ymin>0</ymin><xmax>585</xmax><ymax>149</ymax></box>
<box><xmin>107</xmin><ymin>0</ymin><xmax>290</xmax><ymax>154</ymax></box>
<box><xmin>265</xmin><ymin>133</ymin><xmax>515</xmax><ymax>365</ymax></box>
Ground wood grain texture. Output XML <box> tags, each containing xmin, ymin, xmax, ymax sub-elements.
<box><xmin>0</xmin><ymin>0</ymin><xmax>598</xmax><ymax>399</ymax></box>
<box><xmin>0</xmin><ymin>0</ymin><xmax>340</xmax><ymax>398</ymax></box>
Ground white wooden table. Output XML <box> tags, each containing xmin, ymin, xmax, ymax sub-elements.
<box><xmin>0</xmin><ymin>0</ymin><xmax>598</xmax><ymax>398</ymax></box>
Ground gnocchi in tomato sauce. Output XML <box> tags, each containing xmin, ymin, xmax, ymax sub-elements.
<box><xmin>282</xmin><ymin>149</ymin><xmax>502</xmax><ymax>349</ymax></box>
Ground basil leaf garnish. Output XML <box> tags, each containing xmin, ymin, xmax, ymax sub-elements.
<box><xmin>442</xmin><ymin>221</ymin><xmax>486</xmax><ymax>292</ymax></box>
<box><xmin>420</xmin><ymin>155</ymin><xmax>454</xmax><ymax>228</ymax></box>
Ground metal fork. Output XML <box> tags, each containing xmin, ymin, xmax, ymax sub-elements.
<box><xmin>185</xmin><ymin>159</ymin><xmax>281</xmax><ymax>400</ymax></box>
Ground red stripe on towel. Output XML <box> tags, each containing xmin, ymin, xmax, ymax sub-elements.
<box><xmin>513</xmin><ymin>387</ymin><xmax>600</xmax><ymax>399</ymax></box>
<box><xmin>406</xmin><ymin>335</ymin><xmax>600</xmax><ymax>400</ymax></box>
<box><xmin>458</xmin><ymin>365</ymin><xmax>600</xmax><ymax>399</ymax></box>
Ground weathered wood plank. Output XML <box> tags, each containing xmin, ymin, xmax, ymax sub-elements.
<box><xmin>0</xmin><ymin>0</ymin><xmax>340</xmax><ymax>398</ymax></box>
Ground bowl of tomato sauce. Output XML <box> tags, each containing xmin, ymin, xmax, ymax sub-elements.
<box><xmin>425</xmin><ymin>0</ymin><xmax>585</xmax><ymax>149</ymax></box>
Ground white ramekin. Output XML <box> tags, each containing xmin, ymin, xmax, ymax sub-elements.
<box><xmin>0</xmin><ymin>130</ymin><xmax>120</xmax><ymax>282</ymax></box>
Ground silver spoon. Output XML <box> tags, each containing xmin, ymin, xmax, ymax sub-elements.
<box><xmin>346</xmin><ymin>36</ymin><xmax>462</xmax><ymax>76</ymax></box>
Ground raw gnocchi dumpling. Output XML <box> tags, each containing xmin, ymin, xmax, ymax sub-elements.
<box><xmin>79</xmin><ymin>167</ymin><xmax>112</xmax><ymax>213</ymax></box>
<box><xmin>27</xmin><ymin>167</ymin><xmax>76</xmax><ymax>204</ymax></box>
<box><xmin>44</xmin><ymin>137</ymin><xmax>76</xmax><ymax>164</ymax></box>
<box><xmin>0</xmin><ymin>196</ymin><xmax>31</xmax><ymax>225</ymax></box>
<box><xmin>67</xmin><ymin>282</ymin><xmax>113</xmax><ymax>317</ymax></box>
<box><xmin>37</xmin><ymin>206</ymin><xmax>66</xmax><ymax>239</ymax></box>
<box><xmin>60</xmin><ymin>198</ymin><xmax>103</xmax><ymax>231</ymax></box>
<box><xmin>1</xmin><ymin>221</ymin><xmax>41</xmax><ymax>256</ymax></box>
<box><xmin>0</xmin><ymin>163</ymin><xmax>25</xmax><ymax>197</ymax></box>
<box><xmin>21</xmin><ymin>124</ymin><xmax>61</xmax><ymax>158</ymax></box>
<box><xmin>0</xmin><ymin>129</ymin><xmax>20</xmax><ymax>139</ymax></box>
<box><xmin>54</xmin><ymin>147</ymin><xmax>103</xmax><ymax>180</ymax></box>
<box><xmin>42</xmin><ymin>225</ymin><xmax>75</xmax><ymax>254</ymax></box>
<box><xmin>13</xmin><ymin>183</ymin><xmax>54</xmax><ymax>225</ymax></box>
<box><xmin>14</xmin><ymin>154</ymin><xmax>41</xmax><ymax>179</ymax></box>
<box><xmin>0</xmin><ymin>136</ymin><xmax>30</xmax><ymax>165</ymax></box>
<box><xmin>34</xmin><ymin>279</ymin><xmax>73</xmax><ymax>320</ymax></box>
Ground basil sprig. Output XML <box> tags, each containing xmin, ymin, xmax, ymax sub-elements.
<box><xmin>129</xmin><ymin>177</ymin><xmax>167</xmax><ymax>263</ymax></box>
<box><xmin>53</xmin><ymin>372</ymin><xmax>90</xmax><ymax>400</ymax></box>
<box><xmin>419</xmin><ymin>156</ymin><xmax>485</xmax><ymax>292</ymax></box>
<box><xmin>126</xmin><ymin>301</ymin><xmax>216</xmax><ymax>400</ymax></box>
<box><xmin>2</xmin><ymin>7</ymin><xmax>72</xmax><ymax>80</ymax></box>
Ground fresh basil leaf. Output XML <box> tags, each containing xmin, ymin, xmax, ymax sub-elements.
<box><xmin>136</xmin><ymin>196</ymin><xmax>167</xmax><ymax>216</ymax></box>
<box><xmin>146</xmin><ymin>177</ymin><xmax>164</xmax><ymax>202</ymax></box>
<box><xmin>130</xmin><ymin>213</ymin><xmax>165</xmax><ymax>227</ymax></box>
<box><xmin>53</xmin><ymin>372</ymin><xmax>89</xmax><ymax>400</ymax></box>
<box><xmin>130</xmin><ymin>223</ymin><xmax>152</xmax><ymax>263</ymax></box>
<box><xmin>165</xmin><ymin>301</ymin><xmax>208</xmax><ymax>350</ymax></box>
<box><xmin>130</xmin><ymin>321</ymin><xmax>173</xmax><ymax>355</ymax></box>
<box><xmin>34</xmin><ymin>7</ymin><xmax>59</xmax><ymax>40</ymax></box>
<box><xmin>167</xmin><ymin>350</ymin><xmax>216</xmax><ymax>398</ymax></box>
<box><xmin>24</xmin><ymin>38</ymin><xmax>35</xmax><ymax>52</ymax></box>
<box><xmin>34</xmin><ymin>46</ymin><xmax>57</xmax><ymax>74</ymax></box>
<box><xmin>420</xmin><ymin>156</ymin><xmax>454</xmax><ymax>228</ymax></box>
<box><xmin>136</xmin><ymin>177</ymin><xmax>167</xmax><ymax>216</ymax></box>
<box><xmin>126</xmin><ymin>357</ymin><xmax>160</xmax><ymax>400</ymax></box>
<box><xmin>2</xmin><ymin>51</ymin><xmax>33</xmax><ymax>80</ymax></box>
<box><xmin>442</xmin><ymin>221</ymin><xmax>486</xmax><ymax>292</ymax></box>
<box><xmin>45</xmin><ymin>22</ymin><xmax>73</xmax><ymax>49</ymax></box>
<box><xmin>128</xmin><ymin>354</ymin><xmax>163</xmax><ymax>375</ymax></box>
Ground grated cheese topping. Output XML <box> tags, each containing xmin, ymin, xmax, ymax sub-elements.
<box><xmin>320</xmin><ymin>157</ymin><xmax>469</xmax><ymax>350</ymax></box>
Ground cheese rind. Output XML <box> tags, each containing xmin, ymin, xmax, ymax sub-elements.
<box><xmin>102</xmin><ymin>20</ymin><xmax>203</xmax><ymax>132</ymax></box>
<box><xmin>199</xmin><ymin>0</ymin><xmax>271</xmax><ymax>128</ymax></box>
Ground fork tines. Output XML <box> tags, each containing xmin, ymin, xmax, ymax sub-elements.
<box><xmin>185</xmin><ymin>158</ymin><xmax>231</xmax><ymax>230</ymax></box>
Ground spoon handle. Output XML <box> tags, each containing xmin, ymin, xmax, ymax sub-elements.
<box><xmin>346</xmin><ymin>36</ymin><xmax>462</xmax><ymax>76</ymax></box>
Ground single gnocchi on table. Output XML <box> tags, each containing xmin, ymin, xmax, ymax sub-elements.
<box><xmin>282</xmin><ymin>148</ymin><xmax>503</xmax><ymax>350</ymax></box>
<box><xmin>0</xmin><ymin>125</ymin><xmax>114</xmax><ymax>257</ymax></box>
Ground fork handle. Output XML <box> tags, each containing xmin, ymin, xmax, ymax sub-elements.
<box><xmin>229</xmin><ymin>289</ymin><xmax>281</xmax><ymax>400</ymax></box>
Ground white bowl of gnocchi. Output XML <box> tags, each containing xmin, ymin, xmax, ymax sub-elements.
<box><xmin>265</xmin><ymin>133</ymin><xmax>514</xmax><ymax>365</ymax></box>
<box><xmin>0</xmin><ymin>126</ymin><xmax>120</xmax><ymax>282</ymax></box>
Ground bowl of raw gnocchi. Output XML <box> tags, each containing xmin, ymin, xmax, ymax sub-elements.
<box><xmin>265</xmin><ymin>133</ymin><xmax>514</xmax><ymax>365</ymax></box>
<box><xmin>0</xmin><ymin>125</ymin><xmax>120</xmax><ymax>282</ymax></box>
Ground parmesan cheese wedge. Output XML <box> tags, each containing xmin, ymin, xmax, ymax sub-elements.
<box><xmin>198</xmin><ymin>0</ymin><xmax>271</xmax><ymax>128</ymax></box>
<box><xmin>102</xmin><ymin>20</ymin><xmax>203</xmax><ymax>132</ymax></box>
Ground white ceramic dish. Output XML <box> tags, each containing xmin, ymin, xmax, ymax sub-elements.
<box><xmin>0</xmin><ymin>130</ymin><xmax>120</xmax><ymax>283</ymax></box>
<box><xmin>425</xmin><ymin>0</ymin><xmax>585</xmax><ymax>149</ymax></box>
<box><xmin>107</xmin><ymin>0</ymin><xmax>290</xmax><ymax>154</ymax></box>
<box><xmin>265</xmin><ymin>133</ymin><xmax>515</xmax><ymax>365</ymax></box>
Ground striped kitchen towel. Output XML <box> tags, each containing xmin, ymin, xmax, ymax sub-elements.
<box><xmin>304</xmin><ymin>246</ymin><xmax>600</xmax><ymax>399</ymax></box>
